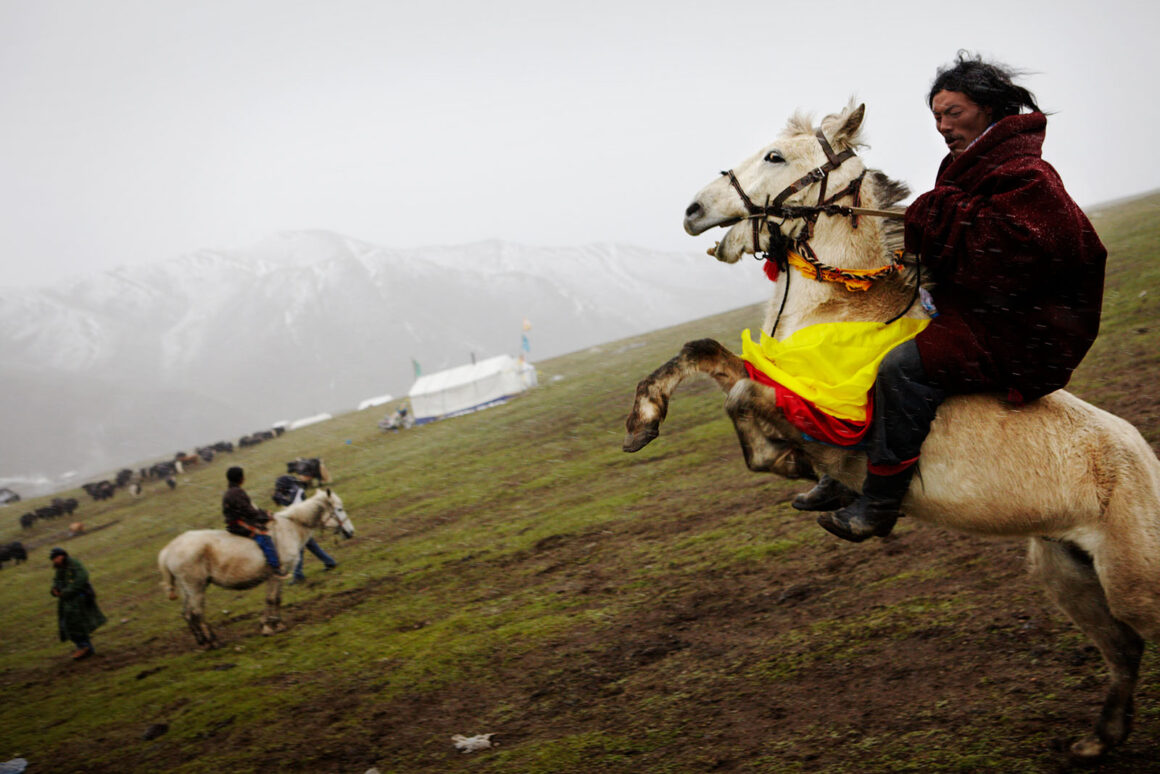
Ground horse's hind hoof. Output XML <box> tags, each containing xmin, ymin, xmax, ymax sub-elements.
<box><xmin>1068</xmin><ymin>734</ymin><xmax>1109</xmax><ymax>762</ymax></box>
<box><xmin>623</xmin><ymin>425</ymin><xmax>659</xmax><ymax>453</ymax></box>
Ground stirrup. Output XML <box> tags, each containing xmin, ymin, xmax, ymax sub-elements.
<box><xmin>792</xmin><ymin>476</ymin><xmax>857</xmax><ymax>512</ymax></box>
<box><xmin>816</xmin><ymin>498</ymin><xmax>899</xmax><ymax>543</ymax></box>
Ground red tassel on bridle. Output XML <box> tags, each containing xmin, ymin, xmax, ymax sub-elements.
<box><xmin>763</xmin><ymin>259</ymin><xmax>780</xmax><ymax>283</ymax></box>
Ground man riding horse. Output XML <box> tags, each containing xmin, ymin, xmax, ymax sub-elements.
<box><xmin>222</xmin><ymin>466</ymin><xmax>289</xmax><ymax>577</ymax></box>
<box><xmin>807</xmin><ymin>51</ymin><xmax>1108</xmax><ymax>542</ymax></box>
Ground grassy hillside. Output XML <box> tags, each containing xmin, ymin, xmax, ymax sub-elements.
<box><xmin>2</xmin><ymin>191</ymin><xmax>1158</xmax><ymax>773</ymax></box>
<box><xmin>1072</xmin><ymin>192</ymin><xmax>1160</xmax><ymax>440</ymax></box>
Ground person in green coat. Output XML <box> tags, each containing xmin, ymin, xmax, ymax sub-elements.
<box><xmin>50</xmin><ymin>547</ymin><xmax>106</xmax><ymax>660</ymax></box>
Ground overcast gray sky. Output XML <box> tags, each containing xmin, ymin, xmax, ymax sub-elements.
<box><xmin>2</xmin><ymin>0</ymin><xmax>1157</xmax><ymax>288</ymax></box>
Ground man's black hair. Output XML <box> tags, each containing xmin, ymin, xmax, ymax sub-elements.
<box><xmin>226</xmin><ymin>466</ymin><xmax>245</xmax><ymax>485</ymax></box>
<box><xmin>929</xmin><ymin>50</ymin><xmax>1040</xmax><ymax>120</ymax></box>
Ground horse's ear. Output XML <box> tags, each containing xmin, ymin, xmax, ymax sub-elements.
<box><xmin>326</xmin><ymin>488</ymin><xmax>332</xmax><ymax>498</ymax></box>
<box><xmin>823</xmin><ymin>101</ymin><xmax>865</xmax><ymax>148</ymax></box>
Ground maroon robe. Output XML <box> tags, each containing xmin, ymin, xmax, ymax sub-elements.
<box><xmin>904</xmin><ymin>112</ymin><xmax>1107</xmax><ymax>402</ymax></box>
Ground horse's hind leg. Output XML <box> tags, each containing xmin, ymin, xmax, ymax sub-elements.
<box><xmin>261</xmin><ymin>578</ymin><xmax>286</xmax><ymax>635</ymax></box>
<box><xmin>624</xmin><ymin>339</ymin><xmax>748</xmax><ymax>452</ymax></box>
<box><xmin>1028</xmin><ymin>538</ymin><xmax>1144</xmax><ymax>760</ymax></box>
<box><xmin>181</xmin><ymin>582</ymin><xmax>219</xmax><ymax>649</ymax></box>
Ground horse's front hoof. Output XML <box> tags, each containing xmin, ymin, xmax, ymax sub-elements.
<box><xmin>1068</xmin><ymin>734</ymin><xmax>1109</xmax><ymax>762</ymax></box>
<box><xmin>622</xmin><ymin>424</ymin><xmax>659</xmax><ymax>452</ymax></box>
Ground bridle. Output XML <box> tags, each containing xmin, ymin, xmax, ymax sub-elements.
<box><xmin>720</xmin><ymin>127</ymin><xmax>897</xmax><ymax>259</ymax></box>
<box><xmin>317</xmin><ymin>491</ymin><xmax>354</xmax><ymax>537</ymax></box>
<box><xmin>328</xmin><ymin>504</ymin><xmax>353</xmax><ymax>537</ymax></box>
<box><xmin>718</xmin><ymin>128</ymin><xmax>916</xmax><ymax>335</ymax></box>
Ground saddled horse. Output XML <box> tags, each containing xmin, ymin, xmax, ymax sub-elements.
<box><xmin>623</xmin><ymin>101</ymin><xmax>1160</xmax><ymax>760</ymax></box>
<box><xmin>158</xmin><ymin>489</ymin><xmax>354</xmax><ymax>648</ymax></box>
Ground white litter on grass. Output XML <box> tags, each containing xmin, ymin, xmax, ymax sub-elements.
<box><xmin>452</xmin><ymin>733</ymin><xmax>496</xmax><ymax>753</ymax></box>
<box><xmin>0</xmin><ymin>759</ymin><xmax>28</xmax><ymax>774</ymax></box>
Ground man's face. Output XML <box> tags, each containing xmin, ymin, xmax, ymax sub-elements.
<box><xmin>51</xmin><ymin>554</ymin><xmax>65</xmax><ymax>568</ymax></box>
<box><xmin>931</xmin><ymin>90</ymin><xmax>993</xmax><ymax>157</ymax></box>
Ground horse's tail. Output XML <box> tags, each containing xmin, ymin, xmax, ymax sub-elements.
<box><xmin>158</xmin><ymin>545</ymin><xmax>178</xmax><ymax>601</ymax></box>
<box><xmin>318</xmin><ymin>460</ymin><xmax>332</xmax><ymax>483</ymax></box>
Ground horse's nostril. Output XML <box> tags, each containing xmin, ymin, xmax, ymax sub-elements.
<box><xmin>685</xmin><ymin>202</ymin><xmax>702</xmax><ymax>218</ymax></box>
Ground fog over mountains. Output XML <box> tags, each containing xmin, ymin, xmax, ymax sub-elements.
<box><xmin>1</xmin><ymin>231</ymin><xmax>767</xmax><ymax>494</ymax></box>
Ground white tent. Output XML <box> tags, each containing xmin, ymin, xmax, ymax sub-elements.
<box><xmin>288</xmin><ymin>413</ymin><xmax>333</xmax><ymax>430</ymax></box>
<box><xmin>408</xmin><ymin>355</ymin><xmax>537</xmax><ymax>424</ymax></box>
<box><xmin>357</xmin><ymin>393</ymin><xmax>393</xmax><ymax>411</ymax></box>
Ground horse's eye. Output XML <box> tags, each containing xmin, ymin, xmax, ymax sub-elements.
<box><xmin>765</xmin><ymin>151</ymin><xmax>785</xmax><ymax>164</ymax></box>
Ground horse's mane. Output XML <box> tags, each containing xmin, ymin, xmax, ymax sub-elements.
<box><xmin>784</xmin><ymin>106</ymin><xmax>921</xmax><ymax>286</ymax></box>
<box><xmin>872</xmin><ymin>170</ymin><xmax>928</xmax><ymax>292</ymax></box>
<box><xmin>784</xmin><ymin>109</ymin><xmax>868</xmax><ymax>153</ymax></box>
<box><xmin>865</xmin><ymin>168</ymin><xmax>909</xmax><ymax>254</ymax></box>
<box><xmin>276</xmin><ymin>490</ymin><xmax>326</xmax><ymax>523</ymax></box>
<box><xmin>784</xmin><ymin>111</ymin><xmax>815</xmax><ymax>138</ymax></box>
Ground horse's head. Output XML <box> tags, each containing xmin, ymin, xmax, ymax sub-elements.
<box><xmin>683</xmin><ymin>101</ymin><xmax>868</xmax><ymax>264</ymax></box>
<box><xmin>319</xmin><ymin>489</ymin><xmax>355</xmax><ymax>538</ymax></box>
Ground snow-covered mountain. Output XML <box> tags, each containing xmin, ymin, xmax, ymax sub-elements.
<box><xmin>0</xmin><ymin>231</ymin><xmax>768</xmax><ymax>493</ymax></box>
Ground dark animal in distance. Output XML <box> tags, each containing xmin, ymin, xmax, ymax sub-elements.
<box><xmin>82</xmin><ymin>481</ymin><xmax>115</xmax><ymax>501</ymax></box>
<box><xmin>53</xmin><ymin>497</ymin><xmax>78</xmax><ymax>516</ymax></box>
<box><xmin>145</xmin><ymin>461</ymin><xmax>177</xmax><ymax>480</ymax></box>
<box><xmin>0</xmin><ymin>541</ymin><xmax>27</xmax><ymax>568</ymax></box>
<box><xmin>174</xmin><ymin>452</ymin><xmax>201</xmax><ymax>467</ymax></box>
<box><xmin>19</xmin><ymin>497</ymin><xmax>78</xmax><ymax>529</ymax></box>
<box><xmin>238</xmin><ymin>431</ymin><xmax>276</xmax><ymax>447</ymax></box>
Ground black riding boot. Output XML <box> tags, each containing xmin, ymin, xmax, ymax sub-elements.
<box><xmin>792</xmin><ymin>475</ymin><xmax>858</xmax><ymax>512</ymax></box>
<box><xmin>815</xmin><ymin>468</ymin><xmax>915</xmax><ymax>543</ymax></box>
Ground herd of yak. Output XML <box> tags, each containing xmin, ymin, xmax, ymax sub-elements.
<box><xmin>5</xmin><ymin>427</ymin><xmax>299</xmax><ymax>553</ymax></box>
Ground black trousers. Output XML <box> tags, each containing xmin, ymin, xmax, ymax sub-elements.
<box><xmin>867</xmin><ymin>339</ymin><xmax>946</xmax><ymax>473</ymax></box>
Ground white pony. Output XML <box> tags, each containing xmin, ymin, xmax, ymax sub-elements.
<box><xmin>624</xmin><ymin>102</ymin><xmax>1160</xmax><ymax>760</ymax></box>
<box><xmin>158</xmin><ymin>488</ymin><xmax>354</xmax><ymax>648</ymax></box>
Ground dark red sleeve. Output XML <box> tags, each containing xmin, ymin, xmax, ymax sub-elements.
<box><xmin>904</xmin><ymin>161</ymin><xmax>1087</xmax><ymax>299</ymax></box>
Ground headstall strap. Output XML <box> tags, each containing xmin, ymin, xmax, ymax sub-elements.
<box><xmin>814</xmin><ymin>127</ymin><xmax>855</xmax><ymax>167</ymax></box>
<box><xmin>722</xmin><ymin>128</ymin><xmax>898</xmax><ymax>302</ymax></box>
<box><xmin>722</xmin><ymin>169</ymin><xmax>761</xmax><ymax>215</ymax></box>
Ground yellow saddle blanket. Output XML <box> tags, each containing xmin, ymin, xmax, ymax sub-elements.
<box><xmin>740</xmin><ymin>318</ymin><xmax>930</xmax><ymax>423</ymax></box>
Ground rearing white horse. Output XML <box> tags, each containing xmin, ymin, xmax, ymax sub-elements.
<box><xmin>158</xmin><ymin>488</ymin><xmax>354</xmax><ymax>648</ymax></box>
<box><xmin>624</xmin><ymin>101</ymin><xmax>1160</xmax><ymax>761</ymax></box>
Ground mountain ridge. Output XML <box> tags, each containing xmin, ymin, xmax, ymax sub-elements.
<box><xmin>2</xmin><ymin>231</ymin><xmax>768</xmax><ymax>491</ymax></box>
